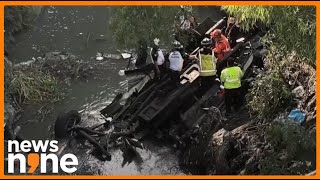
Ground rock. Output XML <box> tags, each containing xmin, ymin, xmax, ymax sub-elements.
<box><xmin>212</xmin><ymin>128</ymin><xmax>229</xmax><ymax>146</ymax></box>
<box><xmin>230</xmin><ymin>121</ymin><xmax>253</xmax><ymax>138</ymax></box>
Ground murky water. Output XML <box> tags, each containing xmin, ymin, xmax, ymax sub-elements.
<box><xmin>8</xmin><ymin>6</ymin><xmax>223</xmax><ymax>175</ymax></box>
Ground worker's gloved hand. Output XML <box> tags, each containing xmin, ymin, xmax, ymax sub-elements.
<box><xmin>218</xmin><ymin>85</ymin><xmax>225</xmax><ymax>97</ymax></box>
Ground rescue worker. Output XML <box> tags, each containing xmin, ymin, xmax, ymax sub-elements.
<box><xmin>224</xmin><ymin>16</ymin><xmax>241</xmax><ymax>48</ymax></box>
<box><xmin>220</xmin><ymin>57</ymin><xmax>243</xmax><ymax>117</ymax></box>
<box><xmin>211</xmin><ymin>29</ymin><xmax>232</xmax><ymax>78</ymax></box>
<box><xmin>150</xmin><ymin>38</ymin><xmax>165</xmax><ymax>80</ymax></box>
<box><xmin>189</xmin><ymin>38</ymin><xmax>218</xmax><ymax>95</ymax></box>
<box><xmin>210</xmin><ymin>29</ymin><xmax>231</xmax><ymax>60</ymax></box>
<box><xmin>168</xmin><ymin>40</ymin><xmax>184</xmax><ymax>85</ymax></box>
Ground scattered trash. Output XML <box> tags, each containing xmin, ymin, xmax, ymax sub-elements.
<box><xmin>118</xmin><ymin>70</ymin><xmax>125</xmax><ymax>76</ymax></box>
<box><xmin>288</xmin><ymin>108</ymin><xmax>305</xmax><ymax>123</ymax></box>
<box><xmin>96</xmin><ymin>52</ymin><xmax>104</xmax><ymax>61</ymax></box>
<box><xmin>103</xmin><ymin>54</ymin><xmax>121</xmax><ymax>60</ymax></box>
<box><xmin>121</xmin><ymin>53</ymin><xmax>131</xmax><ymax>59</ymax></box>
<box><xmin>292</xmin><ymin>86</ymin><xmax>305</xmax><ymax>98</ymax></box>
<box><xmin>96</xmin><ymin>57</ymin><xmax>104</xmax><ymax>61</ymax></box>
<box><xmin>15</xmin><ymin>59</ymin><xmax>36</xmax><ymax>67</ymax></box>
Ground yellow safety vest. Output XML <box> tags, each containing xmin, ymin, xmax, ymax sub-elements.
<box><xmin>198</xmin><ymin>53</ymin><xmax>217</xmax><ymax>77</ymax></box>
<box><xmin>220</xmin><ymin>66</ymin><xmax>243</xmax><ymax>89</ymax></box>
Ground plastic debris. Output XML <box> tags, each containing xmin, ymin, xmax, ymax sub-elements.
<box><xmin>121</xmin><ymin>53</ymin><xmax>131</xmax><ymax>59</ymax></box>
<box><xmin>288</xmin><ymin>108</ymin><xmax>305</xmax><ymax>123</ymax></box>
<box><xmin>96</xmin><ymin>52</ymin><xmax>104</xmax><ymax>61</ymax></box>
<box><xmin>118</xmin><ymin>70</ymin><xmax>125</xmax><ymax>76</ymax></box>
<box><xmin>96</xmin><ymin>57</ymin><xmax>103</xmax><ymax>61</ymax></box>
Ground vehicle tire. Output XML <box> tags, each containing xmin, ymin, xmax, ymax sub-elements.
<box><xmin>54</xmin><ymin>110</ymin><xmax>81</xmax><ymax>139</ymax></box>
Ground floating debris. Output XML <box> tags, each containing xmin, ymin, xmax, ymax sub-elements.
<box><xmin>96</xmin><ymin>57</ymin><xmax>104</xmax><ymax>61</ymax></box>
<box><xmin>121</xmin><ymin>53</ymin><xmax>131</xmax><ymax>59</ymax></box>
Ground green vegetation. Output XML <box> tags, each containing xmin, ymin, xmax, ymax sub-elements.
<box><xmin>221</xmin><ymin>6</ymin><xmax>316</xmax><ymax>118</ymax></box>
<box><xmin>5</xmin><ymin>60</ymin><xmax>64</xmax><ymax>105</ymax></box>
<box><xmin>221</xmin><ymin>6</ymin><xmax>316</xmax><ymax>66</ymax></box>
<box><xmin>222</xmin><ymin>6</ymin><xmax>316</xmax><ymax>175</ymax></box>
<box><xmin>9</xmin><ymin>70</ymin><xmax>63</xmax><ymax>104</ymax></box>
<box><xmin>246</xmin><ymin>71</ymin><xmax>293</xmax><ymax>119</ymax></box>
<box><xmin>110</xmin><ymin>6</ymin><xmax>189</xmax><ymax>49</ymax></box>
<box><xmin>260</xmin><ymin>121</ymin><xmax>315</xmax><ymax>175</ymax></box>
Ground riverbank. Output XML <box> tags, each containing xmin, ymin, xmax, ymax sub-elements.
<box><xmin>178</xmin><ymin>56</ymin><xmax>316</xmax><ymax>175</ymax></box>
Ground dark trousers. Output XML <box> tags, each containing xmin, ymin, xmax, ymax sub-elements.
<box><xmin>199</xmin><ymin>76</ymin><xmax>216</xmax><ymax>95</ymax></box>
<box><xmin>224</xmin><ymin>87</ymin><xmax>242</xmax><ymax>114</ymax></box>
<box><xmin>169</xmin><ymin>69</ymin><xmax>180</xmax><ymax>86</ymax></box>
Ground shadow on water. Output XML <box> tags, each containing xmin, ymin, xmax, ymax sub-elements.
<box><xmin>9</xmin><ymin>6</ymin><xmax>224</xmax><ymax>175</ymax></box>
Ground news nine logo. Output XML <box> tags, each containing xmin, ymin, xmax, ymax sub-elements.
<box><xmin>7</xmin><ymin>140</ymin><xmax>78</xmax><ymax>174</ymax></box>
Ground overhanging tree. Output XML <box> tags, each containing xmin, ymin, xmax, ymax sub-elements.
<box><xmin>110</xmin><ymin>6</ymin><xmax>185</xmax><ymax>49</ymax></box>
<box><xmin>221</xmin><ymin>6</ymin><xmax>316</xmax><ymax>66</ymax></box>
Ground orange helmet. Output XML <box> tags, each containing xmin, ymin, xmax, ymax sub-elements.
<box><xmin>210</xmin><ymin>29</ymin><xmax>222</xmax><ymax>38</ymax></box>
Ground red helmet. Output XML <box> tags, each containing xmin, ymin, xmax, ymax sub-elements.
<box><xmin>210</xmin><ymin>29</ymin><xmax>222</xmax><ymax>38</ymax></box>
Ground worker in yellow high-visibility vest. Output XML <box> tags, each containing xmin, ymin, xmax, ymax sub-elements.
<box><xmin>220</xmin><ymin>57</ymin><xmax>244</xmax><ymax>116</ymax></box>
<box><xmin>190</xmin><ymin>38</ymin><xmax>219</xmax><ymax>95</ymax></box>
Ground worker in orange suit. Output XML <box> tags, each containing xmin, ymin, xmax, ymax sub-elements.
<box><xmin>211</xmin><ymin>29</ymin><xmax>232</xmax><ymax>77</ymax></box>
<box><xmin>210</xmin><ymin>29</ymin><xmax>231</xmax><ymax>60</ymax></box>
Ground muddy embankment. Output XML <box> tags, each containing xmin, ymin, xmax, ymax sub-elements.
<box><xmin>179</xmin><ymin>57</ymin><xmax>316</xmax><ymax>175</ymax></box>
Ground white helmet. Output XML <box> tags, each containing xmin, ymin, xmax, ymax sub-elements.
<box><xmin>173</xmin><ymin>40</ymin><xmax>183</xmax><ymax>49</ymax></box>
<box><xmin>201</xmin><ymin>38</ymin><xmax>212</xmax><ymax>46</ymax></box>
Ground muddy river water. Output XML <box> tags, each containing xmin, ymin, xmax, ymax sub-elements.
<box><xmin>8</xmin><ymin>6</ymin><xmax>224</xmax><ymax>175</ymax></box>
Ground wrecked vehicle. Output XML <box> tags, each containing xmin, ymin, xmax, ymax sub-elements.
<box><xmin>53</xmin><ymin>17</ymin><xmax>267</xmax><ymax>163</ymax></box>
